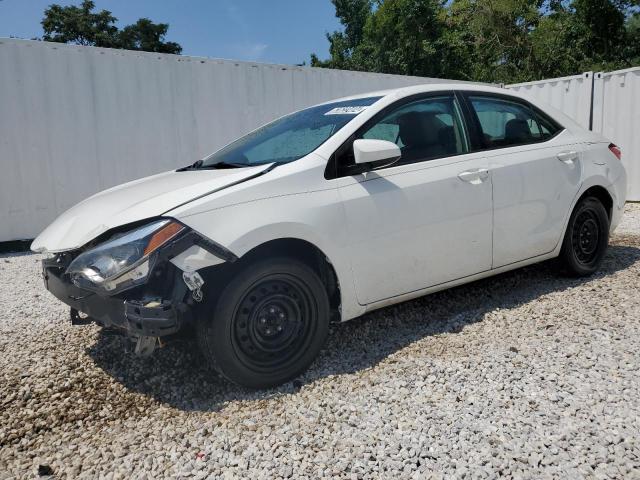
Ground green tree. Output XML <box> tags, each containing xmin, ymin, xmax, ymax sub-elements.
<box><xmin>529</xmin><ymin>0</ymin><xmax>639</xmax><ymax>75</ymax></box>
<box><xmin>359</xmin><ymin>0</ymin><xmax>450</xmax><ymax>77</ymax></box>
<box><xmin>41</xmin><ymin>0</ymin><xmax>182</xmax><ymax>54</ymax></box>
<box><xmin>623</xmin><ymin>12</ymin><xmax>640</xmax><ymax>64</ymax></box>
<box><xmin>529</xmin><ymin>6</ymin><xmax>583</xmax><ymax>78</ymax></box>
<box><xmin>41</xmin><ymin>0</ymin><xmax>119</xmax><ymax>47</ymax></box>
<box><xmin>311</xmin><ymin>0</ymin><xmax>372</xmax><ymax>69</ymax></box>
<box><xmin>312</xmin><ymin>0</ymin><xmax>640</xmax><ymax>83</ymax></box>
<box><xmin>312</xmin><ymin>0</ymin><xmax>455</xmax><ymax>78</ymax></box>
<box><xmin>446</xmin><ymin>0</ymin><xmax>544</xmax><ymax>83</ymax></box>
<box><xmin>118</xmin><ymin>18</ymin><xmax>182</xmax><ymax>54</ymax></box>
<box><xmin>573</xmin><ymin>0</ymin><xmax>627</xmax><ymax>62</ymax></box>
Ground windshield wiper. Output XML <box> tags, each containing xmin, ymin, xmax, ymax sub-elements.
<box><xmin>197</xmin><ymin>161</ymin><xmax>247</xmax><ymax>169</ymax></box>
<box><xmin>177</xmin><ymin>159</ymin><xmax>246</xmax><ymax>171</ymax></box>
<box><xmin>177</xmin><ymin>159</ymin><xmax>203</xmax><ymax>171</ymax></box>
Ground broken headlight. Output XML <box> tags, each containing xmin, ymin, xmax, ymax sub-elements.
<box><xmin>66</xmin><ymin>219</ymin><xmax>184</xmax><ymax>293</ymax></box>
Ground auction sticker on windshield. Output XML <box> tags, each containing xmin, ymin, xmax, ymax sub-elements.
<box><xmin>324</xmin><ymin>106</ymin><xmax>368</xmax><ymax>115</ymax></box>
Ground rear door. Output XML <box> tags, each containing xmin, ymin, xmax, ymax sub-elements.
<box><xmin>461</xmin><ymin>93</ymin><xmax>582</xmax><ymax>268</ymax></box>
<box><xmin>333</xmin><ymin>93</ymin><xmax>493</xmax><ymax>305</ymax></box>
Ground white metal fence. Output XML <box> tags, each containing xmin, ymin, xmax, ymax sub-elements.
<box><xmin>1</xmin><ymin>38</ymin><xmax>638</xmax><ymax>242</ymax></box>
<box><xmin>0</xmin><ymin>39</ymin><xmax>476</xmax><ymax>242</ymax></box>
<box><xmin>592</xmin><ymin>68</ymin><xmax>640</xmax><ymax>201</ymax></box>
<box><xmin>506</xmin><ymin>67</ymin><xmax>640</xmax><ymax>201</ymax></box>
<box><xmin>505</xmin><ymin>72</ymin><xmax>594</xmax><ymax>130</ymax></box>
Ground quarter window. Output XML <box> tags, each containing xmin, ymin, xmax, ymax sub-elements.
<box><xmin>468</xmin><ymin>96</ymin><xmax>561</xmax><ymax>149</ymax></box>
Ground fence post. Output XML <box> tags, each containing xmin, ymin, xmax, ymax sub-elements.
<box><xmin>591</xmin><ymin>72</ymin><xmax>605</xmax><ymax>134</ymax></box>
<box><xmin>582</xmin><ymin>71</ymin><xmax>594</xmax><ymax>130</ymax></box>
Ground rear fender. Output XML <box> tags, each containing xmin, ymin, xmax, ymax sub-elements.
<box><xmin>554</xmin><ymin>175</ymin><xmax>623</xmax><ymax>256</ymax></box>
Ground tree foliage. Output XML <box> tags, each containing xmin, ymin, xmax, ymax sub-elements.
<box><xmin>41</xmin><ymin>0</ymin><xmax>182</xmax><ymax>54</ymax></box>
<box><xmin>312</xmin><ymin>0</ymin><xmax>640</xmax><ymax>83</ymax></box>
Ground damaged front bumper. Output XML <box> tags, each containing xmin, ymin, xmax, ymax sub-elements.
<box><xmin>43</xmin><ymin>254</ymin><xmax>184</xmax><ymax>337</ymax></box>
<box><xmin>41</xmin><ymin>224</ymin><xmax>236</xmax><ymax>339</ymax></box>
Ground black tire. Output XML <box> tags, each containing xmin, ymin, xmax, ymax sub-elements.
<box><xmin>197</xmin><ymin>257</ymin><xmax>330</xmax><ymax>388</ymax></box>
<box><xmin>559</xmin><ymin>196</ymin><xmax>610</xmax><ymax>276</ymax></box>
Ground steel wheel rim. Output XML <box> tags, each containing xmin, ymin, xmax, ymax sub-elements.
<box><xmin>231</xmin><ymin>274</ymin><xmax>317</xmax><ymax>373</ymax></box>
<box><xmin>572</xmin><ymin>208</ymin><xmax>601</xmax><ymax>265</ymax></box>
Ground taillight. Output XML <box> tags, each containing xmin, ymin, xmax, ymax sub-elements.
<box><xmin>609</xmin><ymin>143</ymin><xmax>622</xmax><ymax>160</ymax></box>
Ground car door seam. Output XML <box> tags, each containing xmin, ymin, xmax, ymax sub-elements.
<box><xmin>490</xmin><ymin>165</ymin><xmax>495</xmax><ymax>269</ymax></box>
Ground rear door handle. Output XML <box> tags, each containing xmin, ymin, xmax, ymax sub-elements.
<box><xmin>557</xmin><ymin>150</ymin><xmax>578</xmax><ymax>164</ymax></box>
<box><xmin>458</xmin><ymin>168</ymin><xmax>489</xmax><ymax>185</ymax></box>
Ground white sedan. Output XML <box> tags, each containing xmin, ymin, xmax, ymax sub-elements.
<box><xmin>32</xmin><ymin>84</ymin><xmax>627</xmax><ymax>388</ymax></box>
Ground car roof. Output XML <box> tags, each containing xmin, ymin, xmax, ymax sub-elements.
<box><xmin>316</xmin><ymin>82</ymin><xmax>586</xmax><ymax>134</ymax></box>
<box><xmin>320</xmin><ymin>82</ymin><xmax>510</xmax><ymax>104</ymax></box>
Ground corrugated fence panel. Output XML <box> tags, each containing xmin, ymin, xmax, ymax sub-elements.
<box><xmin>0</xmin><ymin>39</ymin><xmax>478</xmax><ymax>242</ymax></box>
<box><xmin>506</xmin><ymin>69</ymin><xmax>640</xmax><ymax>201</ymax></box>
<box><xmin>505</xmin><ymin>72</ymin><xmax>594</xmax><ymax>130</ymax></box>
<box><xmin>593</xmin><ymin>67</ymin><xmax>640</xmax><ymax>201</ymax></box>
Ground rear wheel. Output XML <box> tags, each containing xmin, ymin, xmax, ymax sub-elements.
<box><xmin>559</xmin><ymin>196</ymin><xmax>610</xmax><ymax>276</ymax></box>
<box><xmin>197</xmin><ymin>257</ymin><xmax>330</xmax><ymax>388</ymax></box>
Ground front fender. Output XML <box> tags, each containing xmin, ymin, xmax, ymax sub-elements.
<box><xmin>173</xmin><ymin>191</ymin><xmax>366</xmax><ymax>321</ymax></box>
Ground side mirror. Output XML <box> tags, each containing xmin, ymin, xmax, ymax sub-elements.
<box><xmin>352</xmin><ymin>139</ymin><xmax>401</xmax><ymax>171</ymax></box>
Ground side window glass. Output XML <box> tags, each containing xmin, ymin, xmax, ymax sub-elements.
<box><xmin>469</xmin><ymin>96</ymin><xmax>544</xmax><ymax>149</ymax></box>
<box><xmin>362</xmin><ymin>123</ymin><xmax>399</xmax><ymax>143</ymax></box>
<box><xmin>358</xmin><ymin>95</ymin><xmax>469</xmax><ymax>166</ymax></box>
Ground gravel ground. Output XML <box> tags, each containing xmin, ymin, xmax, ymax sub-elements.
<box><xmin>1</xmin><ymin>204</ymin><xmax>640</xmax><ymax>479</ymax></box>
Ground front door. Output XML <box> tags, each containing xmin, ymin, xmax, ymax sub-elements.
<box><xmin>335</xmin><ymin>94</ymin><xmax>493</xmax><ymax>305</ymax></box>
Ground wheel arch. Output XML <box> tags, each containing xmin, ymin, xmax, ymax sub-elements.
<box><xmin>578</xmin><ymin>185</ymin><xmax>613</xmax><ymax>220</ymax></box>
<box><xmin>239</xmin><ymin>238</ymin><xmax>343</xmax><ymax>321</ymax></box>
<box><xmin>554</xmin><ymin>180</ymin><xmax>616</xmax><ymax>256</ymax></box>
<box><xmin>200</xmin><ymin>237</ymin><xmax>346</xmax><ymax>322</ymax></box>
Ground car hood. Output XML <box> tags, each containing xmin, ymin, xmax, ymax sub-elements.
<box><xmin>31</xmin><ymin>164</ymin><xmax>274</xmax><ymax>253</ymax></box>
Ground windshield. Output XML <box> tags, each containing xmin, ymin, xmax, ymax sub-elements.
<box><xmin>199</xmin><ymin>96</ymin><xmax>381</xmax><ymax>168</ymax></box>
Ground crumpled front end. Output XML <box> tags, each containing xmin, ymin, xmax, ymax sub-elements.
<box><xmin>40</xmin><ymin>218</ymin><xmax>236</xmax><ymax>353</ymax></box>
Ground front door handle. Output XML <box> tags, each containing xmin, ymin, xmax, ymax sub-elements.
<box><xmin>557</xmin><ymin>150</ymin><xmax>578</xmax><ymax>164</ymax></box>
<box><xmin>458</xmin><ymin>168</ymin><xmax>489</xmax><ymax>185</ymax></box>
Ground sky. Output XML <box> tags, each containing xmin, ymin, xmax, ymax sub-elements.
<box><xmin>0</xmin><ymin>0</ymin><xmax>342</xmax><ymax>65</ymax></box>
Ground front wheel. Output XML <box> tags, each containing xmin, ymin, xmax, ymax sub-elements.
<box><xmin>559</xmin><ymin>196</ymin><xmax>610</xmax><ymax>276</ymax></box>
<box><xmin>197</xmin><ymin>257</ymin><xmax>330</xmax><ymax>388</ymax></box>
